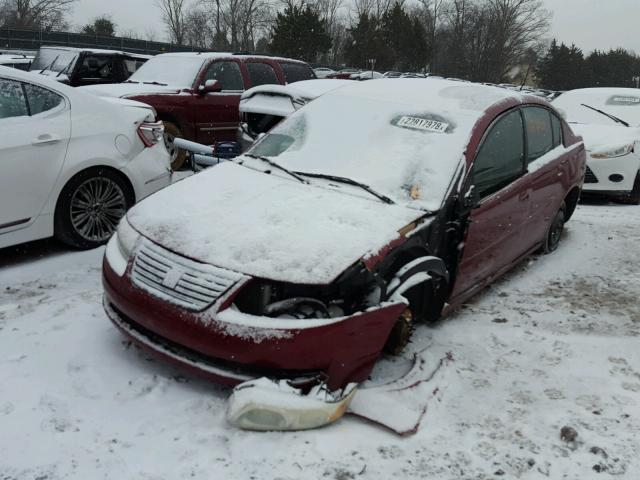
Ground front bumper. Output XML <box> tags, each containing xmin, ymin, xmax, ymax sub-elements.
<box><xmin>583</xmin><ymin>152</ymin><xmax>640</xmax><ymax>193</ymax></box>
<box><xmin>102</xmin><ymin>256</ymin><xmax>405</xmax><ymax>390</ymax></box>
<box><xmin>121</xmin><ymin>142</ymin><xmax>173</xmax><ymax>200</ymax></box>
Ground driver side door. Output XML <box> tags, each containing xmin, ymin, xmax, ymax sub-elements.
<box><xmin>450</xmin><ymin>108</ymin><xmax>531</xmax><ymax>300</ymax></box>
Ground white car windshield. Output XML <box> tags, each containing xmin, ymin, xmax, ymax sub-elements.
<box><xmin>127</xmin><ymin>56</ymin><xmax>205</xmax><ymax>87</ymax></box>
<box><xmin>30</xmin><ymin>48</ymin><xmax>78</xmax><ymax>73</ymax></box>
<box><xmin>247</xmin><ymin>92</ymin><xmax>470</xmax><ymax>212</ymax></box>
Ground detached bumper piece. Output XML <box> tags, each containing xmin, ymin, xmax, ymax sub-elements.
<box><xmin>227</xmin><ymin>378</ymin><xmax>357</xmax><ymax>431</ymax></box>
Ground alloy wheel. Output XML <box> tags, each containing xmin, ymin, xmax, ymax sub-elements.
<box><xmin>69</xmin><ymin>177</ymin><xmax>127</xmax><ymax>242</ymax></box>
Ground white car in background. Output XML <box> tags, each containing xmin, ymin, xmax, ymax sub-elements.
<box><xmin>313</xmin><ymin>67</ymin><xmax>335</xmax><ymax>79</ymax></box>
<box><xmin>0</xmin><ymin>53</ymin><xmax>33</xmax><ymax>71</ymax></box>
<box><xmin>0</xmin><ymin>66</ymin><xmax>172</xmax><ymax>250</ymax></box>
<box><xmin>554</xmin><ymin>88</ymin><xmax>640</xmax><ymax>203</ymax></box>
<box><xmin>237</xmin><ymin>79</ymin><xmax>351</xmax><ymax>149</ymax></box>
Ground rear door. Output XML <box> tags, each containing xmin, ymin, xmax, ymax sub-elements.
<box><xmin>194</xmin><ymin>59</ymin><xmax>245</xmax><ymax>144</ymax></box>
<box><xmin>451</xmin><ymin>108</ymin><xmax>530</xmax><ymax>299</ymax></box>
<box><xmin>0</xmin><ymin>78</ymin><xmax>70</xmax><ymax>232</ymax></box>
<box><xmin>246</xmin><ymin>61</ymin><xmax>281</xmax><ymax>87</ymax></box>
<box><xmin>522</xmin><ymin>106</ymin><xmax>567</xmax><ymax>242</ymax></box>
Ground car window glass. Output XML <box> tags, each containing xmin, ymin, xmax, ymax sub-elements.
<box><xmin>23</xmin><ymin>83</ymin><xmax>64</xmax><ymax>115</ymax></box>
<box><xmin>523</xmin><ymin>107</ymin><xmax>553</xmax><ymax>163</ymax></box>
<box><xmin>78</xmin><ymin>55</ymin><xmax>115</xmax><ymax>80</ymax></box>
<box><xmin>473</xmin><ymin>109</ymin><xmax>525</xmax><ymax>199</ymax></box>
<box><xmin>550</xmin><ymin>112</ymin><xmax>563</xmax><ymax>147</ymax></box>
<box><xmin>0</xmin><ymin>79</ymin><xmax>29</xmax><ymax>119</ymax></box>
<box><xmin>280</xmin><ymin>62</ymin><xmax>315</xmax><ymax>83</ymax></box>
<box><xmin>203</xmin><ymin>61</ymin><xmax>244</xmax><ymax>90</ymax></box>
<box><xmin>247</xmin><ymin>62</ymin><xmax>278</xmax><ymax>87</ymax></box>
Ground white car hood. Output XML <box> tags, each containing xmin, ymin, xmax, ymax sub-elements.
<box><xmin>79</xmin><ymin>82</ymin><xmax>184</xmax><ymax>98</ymax></box>
<box><xmin>127</xmin><ymin>161</ymin><xmax>422</xmax><ymax>284</ymax></box>
<box><xmin>569</xmin><ymin>123</ymin><xmax>640</xmax><ymax>151</ymax></box>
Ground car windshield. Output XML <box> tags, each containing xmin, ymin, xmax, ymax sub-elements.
<box><xmin>554</xmin><ymin>89</ymin><xmax>640</xmax><ymax>127</ymax></box>
<box><xmin>128</xmin><ymin>55</ymin><xmax>206</xmax><ymax>87</ymax></box>
<box><xmin>247</xmin><ymin>92</ymin><xmax>469</xmax><ymax>211</ymax></box>
<box><xmin>30</xmin><ymin>48</ymin><xmax>78</xmax><ymax>73</ymax></box>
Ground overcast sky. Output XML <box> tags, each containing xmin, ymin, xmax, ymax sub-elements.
<box><xmin>70</xmin><ymin>0</ymin><xmax>640</xmax><ymax>54</ymax></box>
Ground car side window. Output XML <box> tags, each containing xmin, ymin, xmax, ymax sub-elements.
<box><xmin>523</xmin><ymin>106</ymin><xmax>553</xmax><ymax>163</ymax></box>
<box><xmin>472</xmin><ymin>109</ymin><xmax>525</xmax><ymax>199</ymax></box>
<box><xmin>0</xmin><ymin>79</ymin><xmax>29</xmax><ymax>119</ymax></box>
<box><xmin>550</xmin><ymin>112</ymin><xmax>563</xmax><ymax>147</ymax></box>
<box><xmin>280</xmin><ymin>62</ymin><xmax>315</xmax><ymax>83</ymax></box>
<box><xmin>23</xmin><ymin>83</ymin><xmax>64</xmax><ymax>115</ymax></box>
<box><xmin>78</xmin><ymin>55</ymin><xmax>116</xmax><ymax>81</ymax></box>
<box><xmin>203</xmin><ymin>61</ymin><xmax>244</xmax><ymax>91</ymax></box>
<box><xmin>247</xmin><ymin>62</ymin><xmax>278</xmax><ymax>87</ymax></box>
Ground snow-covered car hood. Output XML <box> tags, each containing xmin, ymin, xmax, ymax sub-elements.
<box><xmin>126</xmin><ymin>161</ymin><xmax>422</xmax><ymax>284</ymax></box>
<box><xmin>568</xmin><ymin>123</ymin><xmax>640</xmax><ymax>151</ymax></box>
<box><xmin>79</xmin><ymin>82</ymin><xmax>184</xmax><ymax>98</ymax></box>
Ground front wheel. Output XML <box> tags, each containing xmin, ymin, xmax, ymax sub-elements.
<box><xmin>54</xmin><ymin>169</ymin><xmax>134</xmax><ymax>249</ymax></box>
<box><xmin>543</xmin><ymin>202</ymin><xmax>566</xmax><ymax>254</ymax></box>
<box><xmin>623</xmin><ymin>171</ymin><xmax>640</xmax><ymax>205</ymax></box>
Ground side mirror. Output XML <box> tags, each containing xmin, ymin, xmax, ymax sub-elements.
<box><xmin>199</xmin><ymin>79</ymin><xmax>222</xmax><ymax>94</ymax></box>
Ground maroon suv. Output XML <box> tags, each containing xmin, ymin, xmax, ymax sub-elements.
<box><xmin>81</xmin><ymin>52</ymin><xmax>316</xmax><ymax>169</ymax></box>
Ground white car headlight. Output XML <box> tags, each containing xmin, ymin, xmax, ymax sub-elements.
<box><xmin>116</xmin><ymin>216</ymin><xmax>140</xmax><ymax>258</ymax></box>
<box><xmin>591</xmin><ymin>143</ymin><xmax>634</xmax><ymax>159</ymax></box>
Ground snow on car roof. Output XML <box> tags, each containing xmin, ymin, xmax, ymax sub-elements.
<box><xmin>553</xmin><ymin>88</ymin><xmax>640</xmax><ymax>126</ymax></box>
<box><xmin>158</xmin><ymin>51</ymin><xmax>310</xmax><ymax>64</ymax></box>
<box><xmin>250</xmin><ymin>79</ymin><xmax>528</xmax><ymax>212</ymax></box>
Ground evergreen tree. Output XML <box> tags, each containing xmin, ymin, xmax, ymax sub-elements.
<box><xmin>536</xmin><ymin>40</ymin><xmax>587</xmax><ymax>90</ymax></box>
<box><xmin>269</xmin><ymin>6</ymin><xmax>331</xmax><ymax>63</ymax></box>
<box><xmin>344</xmin><ymin>13</ymin><xmax>389</xmax><ymax>69</ymax></box>
<box><xmin>82</xmin><ymin>16</ymin><xmax>116</xmax><ymax>37</ymax></box>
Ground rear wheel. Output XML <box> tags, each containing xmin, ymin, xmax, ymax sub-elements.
<box><xmin>543</xmin><ymin>202</ymin><xmax>566</xmax><ymax>253</ymax></box>
<box><xmin>163</xmin><ymin>121</ymin><xmax>187</xmax><ymax>171</ymax></box>
<box><xmin>54</xmin><ymin>168</ymin><xmax>134</xmax><ymax>249</ymax></box>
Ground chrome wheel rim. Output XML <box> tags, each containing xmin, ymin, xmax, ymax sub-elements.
<box><xmin>70</xmin><ymin>177</ymin><xmax>127</xmax><ymax>242</ymax></box>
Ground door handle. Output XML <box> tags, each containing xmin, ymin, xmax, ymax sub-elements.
<box><xmin>518</xmin><ymin>191</ymin><xmax>530</xmax><ymax>201</ymax></box>
<box><xmin>32</xmin><ymin>134</ymin><xmax>61</xmax><ymax>145</ymax></box>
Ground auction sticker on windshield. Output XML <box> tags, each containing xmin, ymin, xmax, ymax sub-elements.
<box><xmin>397</xmin><ymin>116</ymin><xmax>449</xmax><ymax>133</ymax></box>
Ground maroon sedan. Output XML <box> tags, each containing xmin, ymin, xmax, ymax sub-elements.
<box><xmin>81</xmin><ymin>52</ymin><xmax>316</xmax><ymax>169</ymax></box>
<box><xmin>102</xmin><ymin>79</ymin><xmax>585</xmax><ymax>402</ymax></box>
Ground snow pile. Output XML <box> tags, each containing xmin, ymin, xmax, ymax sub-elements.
<box><xmin>127</xmin><ymin>161</ymin><xmax>420</xmax><ymax>284</ymax></box>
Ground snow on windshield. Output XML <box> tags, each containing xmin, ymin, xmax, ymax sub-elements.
<box><xmin>553</xmin><ymin>88</ymin><xmax>640</xmax><ymax>127</ymax></box>
<box><xmin>30</xmin><ymin>48</ymin><xmax>78</xmax><ymax>73</ymax></box>
<box><xmin>128</xmin><ymin>55</ymin><xmax>205</xmax><ymax>87</ymax></box>
<box><xmin>248</xmin><ymin>87</ymin><xmax>481</xmax><ymax>212</ymax></box>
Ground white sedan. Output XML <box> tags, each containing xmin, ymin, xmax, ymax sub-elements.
<box><xmin>0</xmin><ymin>66</ymin><xmax>172</xmax><ymax>250</ymax></box>
<box><xmin>553</xmin><ymin>88</ymin><xmax>640</xmax><ymax>203</ymax></box>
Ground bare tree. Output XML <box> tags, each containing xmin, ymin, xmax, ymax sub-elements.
<box><xmin>0</xmin><ymin>0</ymin><xmax>76</xmax><ymax>30</ymax></box>
<box><xmin>158</xmin><ymin>0</ymin><xmax>189</xmax><ymax>45</ymax></box>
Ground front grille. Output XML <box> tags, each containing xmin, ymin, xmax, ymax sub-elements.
<box><xmin>131</xmin><ymin>240</ymin><xmax>244</xmax><ymax>310</ymax></box>
<box><xmin>584</xmin><ymin>166</ymin><xmax>598</xmax><ymax>184</ymax></box>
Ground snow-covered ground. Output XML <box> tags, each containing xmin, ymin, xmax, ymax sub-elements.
<box><xmin>0</xmin><ymin>202</ymin><xmax>639</xmax><ymax>479</ymax></box>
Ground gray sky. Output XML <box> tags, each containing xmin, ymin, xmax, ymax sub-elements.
<box><xmin>71</xmin><ymin>0</ymin><xmax>640</xmax><ymax>54</ymax></box>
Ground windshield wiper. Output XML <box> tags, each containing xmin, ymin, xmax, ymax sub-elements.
<box><xmin>295</xmin><ymin>172</ymin><xmax>395</xmax><ymax>205</ymax></box>
<box><xmin>142</xmin><ymin>81</ymin><xmax>168</xmax><ymax>86</ymax></box>
<box><xmin>243</xmin><ymin>154</ymin><xmax>308</xmax><ymax>184</ymax></box>
<box><xmin>39</xmin><ymin>54</ymin><xmax>60</xmax><ymax>74</ymax></box>
<box><xmin>56</xmin><ymin>57</ymin><xmax>75</xmax><ymax>78</ymax></box>
<box><xmin>581</xmin><ymin>103</ymin><xmax>630</xmax><ymax>127</ymax></box>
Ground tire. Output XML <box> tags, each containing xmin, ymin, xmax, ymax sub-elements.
<box><xmin>54</xmin><ymin>168</ymin><xmax>134</xmax><ymax>249</ymax></box>
<box><xmin>163</xmin><ymin>121</ymin><xmax>187</xmax><ymax>171</ymax></box>
<box><xmin>383</xmin><ymin>307</ymin><xmax>414</xmax><ymax>355</ymax></box>
<box><xmin>543</xmin><ymin>202</ymin><xmax>566</xmax><ymax>254</ymax></box>
<box><xmin>623</xmin><ymin>171</ymin><xmax>640</xmax><ymax>205</ymax></box>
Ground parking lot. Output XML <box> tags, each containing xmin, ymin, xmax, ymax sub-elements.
<box><xmin>1</xmin><ymin>201</ymin><xmax>638</xmax><ymax>479</ymax></box>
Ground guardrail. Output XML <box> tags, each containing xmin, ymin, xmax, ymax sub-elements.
<box><xmin>0</xmin><ymin>28</ymin><xmax>207</xmax><ymax>55</ymax></box>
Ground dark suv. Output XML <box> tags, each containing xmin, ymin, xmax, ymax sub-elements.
<box><xmin>30</xmin><ymin>46</ymin><xmax>149</xmax><ymax>87</ymax></box>
<box><xmin>80</xmin><ymin>52</ymin><xmax>316</xmax><ymax>169</ymax></box>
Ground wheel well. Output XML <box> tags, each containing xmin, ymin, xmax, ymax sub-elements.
<box><xmin>157</xmin><ymin>113</ymin><xmax>182</xmax><ymax>131</ymax></box>
<box><xmin>56</xmin><ymin>166</ymin><xmax>135</xmax><ymax>216</ymax></box>
<box><xmin>564</xmin><ymin>187</ymin><xmax>580</xmax><ymax>221</ymax></box>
